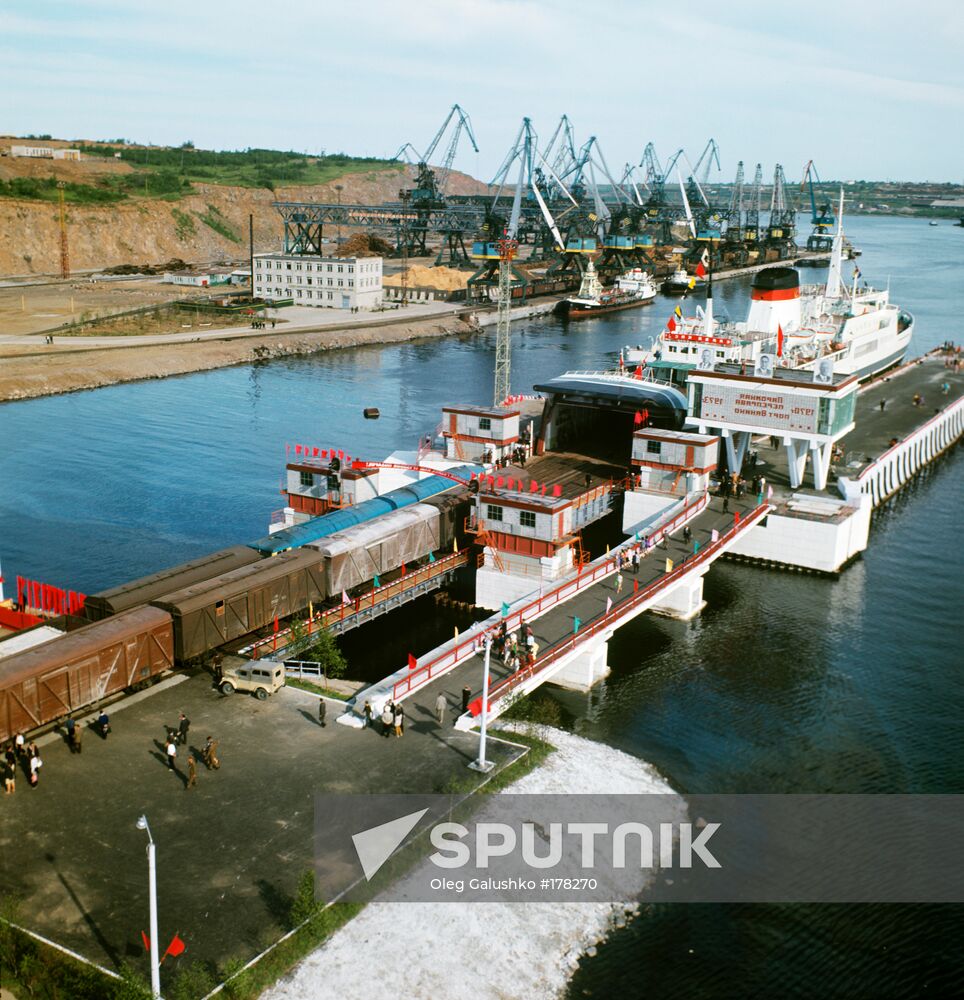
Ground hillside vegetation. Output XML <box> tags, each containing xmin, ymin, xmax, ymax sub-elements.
<box><xmin>0</xmin><ymin>136</ymin><xmax>489</xmax><ymax>275</ymax></box>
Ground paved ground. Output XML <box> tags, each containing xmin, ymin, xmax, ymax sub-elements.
<box><xmin>0</xmin><ymin>300</ymin><xmax>464</xmax><ymax>352</ymax></box>
<box><xmin>400</xmin><ymin>494</ymin><xmax>758</xmax><ymax>722</ymax></box>
<box><xmin>745</xmin><ymin>354</ymin><xmax>962</xmax><ymax>495</ymax></box>
<box><xmin>0</xmin><ymin>673</ymin><xmax>523</xmax><ymax>977</ymax></box>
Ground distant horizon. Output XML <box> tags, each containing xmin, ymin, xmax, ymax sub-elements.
<box><xmin>5</xmin><ymin>133</ymin><xmax>962</xmax><ymax>189</ymax></box>
<box><xmin>4</xmin><ymin>1</ymin><xmax>962</xmax><ymax>184</ymax></box>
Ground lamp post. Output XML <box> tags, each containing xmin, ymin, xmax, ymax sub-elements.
<box><xmin>136</xmin><ymin>815</ymin><xmax>161</xmax><ymax>999</ymax></box>
<box><xmin>469</xmin><ymin>635</ymin><xmax>494</xmax><ymax>772</ymax></box>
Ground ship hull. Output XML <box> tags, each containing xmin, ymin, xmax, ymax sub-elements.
<box><xmin>557</xmin><ymin>295</ymin><xmax>655</xmax><ymax>319</ymax></box>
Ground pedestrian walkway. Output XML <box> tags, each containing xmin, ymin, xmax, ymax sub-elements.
<box><xmin>388</xmin><ymin>494</ymin><xmax>760</xmax><ymax>726</ymax></box>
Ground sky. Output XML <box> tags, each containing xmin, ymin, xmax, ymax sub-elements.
<box><xmin>3</xmin><ymin>0</ymin><xmax>963</xmax><ymax>183</ymax></box>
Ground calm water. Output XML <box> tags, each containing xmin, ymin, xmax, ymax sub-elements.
<box><xmin>1</xmin><ymin>215</ymin><xmax>962</xmax><ymax>997</ymax></box>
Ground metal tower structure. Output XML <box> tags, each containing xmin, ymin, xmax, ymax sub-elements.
<box><xmin>57</xmin><ymin>182</ymin><xmax>69</xmax><ymax>279</ymax></box>
<box><xmin>493</xmin><ymin>231</ymin><xmax>518</xmax><ymax>407</ymax></box>
<box><xmin>766</xmin><ymin>164</ymin><xmax>797</xmax><ymax>257</ymax></box>
<box><xmin>800</xmin><ymin>160</ymin><xmax>835</xmax><ymax>251</ymax></box>
<box><xmin>744</xmin><ymin>163</ymin><xmax>764</xmax><ymax>247</ymax></box>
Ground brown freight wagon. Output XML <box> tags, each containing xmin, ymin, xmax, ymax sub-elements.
<box><xmin>0</xmin><ymin>606</ymin><xmax>174</xmax><ymax>742</ymax></box>
<box><xmin>152</xmin><ymin>549</ymin><xmax>328</xmax><ymax>662</ymax></box>
<box><xmin>84</xmin><ymin>545</ymin><xmax>265</xmax><ymax>621</ymax></box>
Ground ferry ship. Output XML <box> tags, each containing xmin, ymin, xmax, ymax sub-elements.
<box><xmin>557</xmin><ymin>260</ymin><xmax>657</xmax><ymax>318</ymax></box>
<box><xmin>627</xmin><ymin>194</ymin><xmax>913</xmax><ymax>387</ymax></box>
<box><xmin>660</xmin><ymin>268</ymin><xmax>691</xmax><ymax>295</ymax></box>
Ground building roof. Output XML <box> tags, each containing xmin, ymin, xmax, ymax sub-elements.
<box><xmin>534</xmin><ymin>371</ymin><xmax>688</xmax><ymax>415</ymax></box>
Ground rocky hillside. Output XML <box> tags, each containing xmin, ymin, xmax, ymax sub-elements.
<box><xmin>0</xmin><ymin>146</ymin><xmax>490</xmax><ymax>276</ymax></box>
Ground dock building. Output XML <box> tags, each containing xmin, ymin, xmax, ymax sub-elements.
<box><xmin>253</xmin><ymin>252</ymin><xmax>383</xmax><ymax>310</ymax></box>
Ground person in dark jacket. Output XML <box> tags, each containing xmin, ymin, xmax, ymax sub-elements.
<box><xmin>177</xmin><ymin>713</ymin><xmax>190</xmax><ymax>745</ymax></box>
<box><xmin>97</xmin><ymin>711</ymin><xmax>110</xmax><ymax>739</ymax></box>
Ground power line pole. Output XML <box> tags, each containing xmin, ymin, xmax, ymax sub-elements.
<box><xmin>57</xmin><ymin>182</ymin><xmax>69</xmax><ymax>279</ymax></box>
<box><xmin>493</xmin><ymin>231</ymin><xmax>518</xmax><ymax>406</ymax></box>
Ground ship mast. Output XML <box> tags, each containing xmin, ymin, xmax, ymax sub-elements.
<box><xmin>825</xmin><ymin>188</ymin><xmax>845</xmax><ymax>299</ymax></box>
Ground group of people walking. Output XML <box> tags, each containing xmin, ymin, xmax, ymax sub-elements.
<box><xmin>3</xmin><ymin>735</ymin><xmax>43</xmax><ymax>792</ymax></box>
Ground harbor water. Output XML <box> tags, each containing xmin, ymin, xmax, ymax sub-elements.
<box><xmin>0</xmin><ymin>215</ymin><xmax>961</xmax><ymax>998</ymax></box>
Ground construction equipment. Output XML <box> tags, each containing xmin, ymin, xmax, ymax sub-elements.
<box><xmin>722</xmin><ymin>161</ymin><xmax>749</xmax><ymax>265</ymax></box>
<box><xmin>744</xmin><ymin>163</ymin><xmax>764</xmax><ymax>249</ymax></box>
<box><xmin>57</xmin><ymin>181</ymin><xmax>69</xmax><ymax>279</ymax></box>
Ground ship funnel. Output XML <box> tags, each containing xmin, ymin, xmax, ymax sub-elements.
<box><xmin>746</xmin><ymin>267</ymin><xmax>801</xmax><ymax>334</ymax></box>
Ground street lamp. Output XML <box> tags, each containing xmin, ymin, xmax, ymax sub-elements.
<box><xmin>469</xmin><ymin>635</ymin><xmax>494</xmax><ymax>773</ymax></box>
<box><xmin>136</xmin><ymin>815</ymin><xmax>161</xmax><ymax>1000</ymax></box>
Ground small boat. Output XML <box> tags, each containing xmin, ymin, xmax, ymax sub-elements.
<box><xmin>556</xmin><ymin>261</ymin><xmax>657</xmax><ymax>318</ymax></box>
<box><xmin>363</xmin><ymin>407</ymin><xmax>380</xmax><ymax>419</ymax></box>
<box><xmin>660</xmin><ymin>268</ymin><xmax>691</xmax><ymax>295</ymax></box>
<box><xmin>929</xmin><ymin>220</ymin><xmax>939</xmax><ymax>226</ymax></box>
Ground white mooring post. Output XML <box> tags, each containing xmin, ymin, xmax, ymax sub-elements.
<box><xmin>469</xmin><ymin>635</ymin><xmax>494</xmax><ymax>773</ymax></box>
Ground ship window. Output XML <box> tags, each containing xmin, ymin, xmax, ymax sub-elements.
<box><xmin>716</xmin><ymin>351</ymin><xmax>725</xmax><ymax>358</ymax></box>
<box><xmin>300</xmin><ymin>471</ymin><xmax>313</xmax><ymax>487</ymax></box>
<box><xmin>479</xmin><ymin>417</ymin><xmax>492</xmax><ymax>430</ymax></box>
<box><xmin>520</xmin><ymin>511</ymin><xmax>536</xmax><ymax>528</ymax></box>
<box><xmin>486</xmin><ymin>504</ymin><xmax>503</xmax><ymax>522</ymax></box>
<box><xmin>647</xmin><ymin>441</ymin><xmax>662</xmax><ymax>455</ymax></box>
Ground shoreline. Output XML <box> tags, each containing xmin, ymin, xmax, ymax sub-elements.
<box><xmin>262</xmin><ymin>723</ymin><xmax>685</xmax><ymax>1000</ymax></box>
<box><xmin>0</xmin><ymin>312</ymin><xmax>480</xmax><ymax>403</ymax></box>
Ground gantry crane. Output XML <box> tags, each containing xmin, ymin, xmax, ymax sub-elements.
<box><xmin>766</xmin><ymin>164</ymin><xmax>797</xmax><ymax>259</ymax></box>
<box><xmin>800</xmin><ymin>160</ymin><xmax>835</xmax><ymax>251</ymax></box>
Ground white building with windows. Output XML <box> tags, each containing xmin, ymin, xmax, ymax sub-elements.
<box><xmin>253</xmin><ymin>253</ymin><xmax>383</xmax><ymax>309</ymax></box>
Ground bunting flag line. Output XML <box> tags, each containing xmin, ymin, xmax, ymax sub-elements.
<box><xmin>695</xmin><ymin>259</ymin><xmax>707</xmax><ymax>278</ymax></box>
<box><xmin>633</xmin><ymin>578</ymin><xmax>639</xmax><ymax>593</ymax></box>
<box><xmin>501</xmin><ymin>602</ymin><xmax>510</xmax><ymax>617</ymax></box>
<box><xmin>373</xmin><ymin>574</ymin><xmax>380</xmax><ymax>588</ymax></box>
<box><xmin>573</xmin><ymin>616</ymin><xmax>581</xmax><ymax>634</ymax></box>
<box><xmin>777</xmin><ymin>323</ymin><xmax>784</xmax><ymax>358</ymax></box>
<box><xmin>162</xmin><ymin>933</ymin><xmax>186</xmax><ymax>961</ymax></box>
<box><xmin>665</xmin><ymin>558</ymin><xmax>674</xmax><ymax>572</ymax></box>
<box><xmin>428</xmin><ymin>551</ymin><xmax>436</xmax><ymax>563</ymax></box>
<box><xmin>667</xmin><ymin>315</ymin><xmax>677</xmax><ymax>332</ymax></box>
<box><xmin>674</xmin><ymin>305</ymin><xmax>683</xmax><ymax>319</ymax></box>
<box><xmin>342</xmin><ymin>589</ymin><xmax>351</xmax><ymax>605</ymax></box>
<box><xmin>711</xmin><ymin>529</ymin><xmax>720</xmax><ymax>542</ymax></box>
<box><xmin>407</xmin><ymin>653</ymin><xmax>417</xmax><ymax>671</ymax></box>
<box><xmin>606</xmin><ymin>596</ymin><xmax>613</xmax><ymax>613</ymax></box>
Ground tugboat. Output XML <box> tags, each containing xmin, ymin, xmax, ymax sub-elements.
<box><xmin>557</xmin><ymin>260</ymin><xmax>657</xmax><ymax>318</ymax></box>
<box><xmin>660</xmin><ymin>267</ymin><xmax>691</xmax><ymax>295</ymax></box>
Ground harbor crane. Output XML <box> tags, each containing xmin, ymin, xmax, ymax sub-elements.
<box><xmin>722</xmin><ymin>161</ymin><xmax>749</xmax><ymax>265</ymax></box>
<box><xmin>683</xmin><ymin>138</ymin><xmax>722</xmax><ymax>209</ymax></box>
<box><xmin>766</xmin><ymin>163</ymin><xmax>797</xmax><ymax>258</ymax></box>
<box><xmin>800</xmin><ymin>160</ymin><xmax>835</xmax><ymax>251</ymax></box>
<box><xmin>744</xmin><ymin>163</ymin><xmax>764</xmax><ymax>248</ymax></box>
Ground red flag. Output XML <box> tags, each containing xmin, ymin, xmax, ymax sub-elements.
<box><xmin>312</xmin><ymin>447</ymin><xmax>319</xmax><ymax>458</ymax></box>
<box><xmin>777</xmin><ymin>323</ymin><xmax>784</xmax><ymax>358</ymax></box>
<box><xmin>295</xmin><ymin>444</ymin><xmax>302</xmax><ymax>455</ymax></box>
<box><xmin>641</xmin><ymin>408</ymin><xmax>650</xmax><ymax>424</ymax></box>
<box><xmin>667</xmin><ymin>316</ymin><xmax>677</xmax><ymax>332</ymax></box>
<box><xmin>633</xmin><ymin>365</ymin><xmax>643</xmax><ymax>379</ymax></box>
<box><xmin>163</xmin><ymin>933</ymin><xmax>186</xmax><ymax>960</ymax></box>
<box><xmin>695</xmin><ymin>260</ymin><xmax>707</xmax><ymax>278</ymax></box>
<box><xmin>506</xmin><ymin>477</ymin><xmax>514</xmax><ymax>489</ymax></box>
<box><xmin>552</xmin><ymin>484</ymin><xmax>562</xmax><ymax>497</ymax></box>
<box><xmin>496</xmin><ymin>476</ymin><xmax>504</xmax><ymax>488</ymax></box>
<box><xmin>338</xmin><ymin>449</ymin><xmax>344</xmax><ymax>461</ymax></box>
<box><xmin>634</xmin><ymin>410</ymin><xmax>643</xmax><ymax>426</ymax></box>
<box><xmin>400</xmin><ymin>563</ymin><xmax>406</xmax><ymax>576</ymax></box>
<box><xmin>408</xmin><ymin>653</ymin><xmax>417</xmax><ymax>671</ymax></box>
<box><xmin>273</xmin><ymin>616</ymin><xmax>279</xmax><ymax>633</ymax></box>
<box><xmin>530</xmin><ymin>480</ymin><xmax>538</xmax><ymax>492</ymax></box>
<box><xmin>540</xmin><ymin>484</ymin><xmax>547</xmax><ymax>495</ymax></box>
<box><xmin>141</xmin><ymin>931</ymin><xmax>151</xmax><ymax>952</ymax></box>
<box><xmin>633</xmin><ymin>578</ymin><xmax>639</xmax><ymax>593</ymax></box>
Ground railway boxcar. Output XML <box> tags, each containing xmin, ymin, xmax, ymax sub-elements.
<box><xmin>84</xmin><ymin>545</ymin><xmax>265</xmax><ymax>622</ymax></box>
<box><xmin>418</xmin><ymin>489</ymin><xmax>471</xmax><ymax>551</ymax></box>
<box><xmin>308</xmin><ymin>503</ymin><xmax>442</xmax><ymax>596</ymax></box>
<box><xmin>152</xmin><ymin>549</ymin><xmax>327</xmax><ymax>661</ymax></box>
<box><xmin>0</xmin><ymin>606</ymin><xmax>174</xmax><ymax>742</ymax></box>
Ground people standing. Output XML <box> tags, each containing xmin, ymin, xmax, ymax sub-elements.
<box><xmin>632</xmin><ymin>549</ymin><xmax>640</xmax><ymax>575</ymax></box>
<box><xmin>461</xmin><ymin>685</ymin><xmax>472</xmax><ymax>714</ymax></box>
<box><xmin>393</xmin><ymin>703</ymin><xmax>405</xmax><ymax>738</ymax></box>
<box><xmin>615</xmin><ymin>573</ymin><xmax>624</xmax><ymax>595</ymax></box>
<box><xmin>381</xmin><ymin>703</ymin><xmax>394</xmax><ymax>738</ymax></box>
<box><xmin>97</xmin><ymin>710</ymin><xmax>110</xmax><ymax>739</ymax></box>
<box><xmin>66</xmin><ymin>716</ymin><xmax>76</xmax><ymax>752</ymax></box>
<box><xmin>318</xmin><ymin>699</ymin><xmax>327</xmax><ymax>728</ymax></box>
<box><xmin>74</xmin><ymin>724</ymin><xmax>83</xmax><ymax>754</ymax></box>
<box><xmin>186</xmin><ymin>755</ymin><xmax>197</xmax><ymax>790</ymax></box>
<box><xmin>166</xmin><ymin>738</ymin><xmax>177</xmax><ymax>771</ymax></box>
<box><xmin>177</xmin><ymin>713</ymin><xmax>190</xmax><ymax>745</ymax></box>
<box><xmin>363</xmin><ymin>700</ymin><xmax>373</xmax><ymax>728</ymax></box>
<box><xmin>3</xmin><ymin>759</ymin><xmax>15</xmax><ymax>795</ymax></box>
<box><xmin>28</xmin><ymin>750</ymin><xmax>42</xmax><ymax>788</ymax></box>
<box><xmin>435</xmin><ymin>692</ymin><xmax>447</xmax><ymax>726</ymax></box>
<box><xmin>722</xmin><ymin>495</ymin><xmax>729</xmax><ymax>513</ymax></box>
<box><xmin>203</xmin><ymin>736</ymin><xmax>220</xmax><ymax>769</ymax></box>
<box><xmin>14</xmin><ymin>733</ymin><xmax>25</xmax><ymax>759</ymax></box>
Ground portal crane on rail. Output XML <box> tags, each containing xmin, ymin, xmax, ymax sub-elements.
<box><xmin>800</xmin><ymin>159</ymin><xmax>835</xmax><ymax>251</ymax></box>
